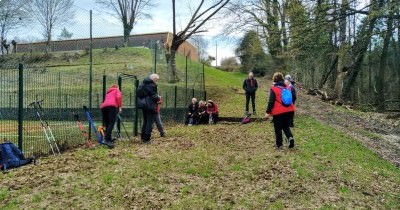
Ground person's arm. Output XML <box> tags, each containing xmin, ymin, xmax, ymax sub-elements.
<box><xmin>214</xmin><ymin>104</ymin><xmax>219</xmax><ymax>113</ymax></box>
<box><xmin>266</xmin><ymin>89</ymin><xmax>276</xmax><ymax>114</ymax></box>
<box><xmin>116</xmin><ymin>90</ymin><xmax>122</xmax><ymax>112</ymax></box>
<box><xmin>242</xmin><ymin>79</ymin><xmax>247</xmax><ymax>91</ymax></box>
<box><xmin>146</xmin><ymin>84</ymin><xmax>160</xmax><ymax>102</ymax></box>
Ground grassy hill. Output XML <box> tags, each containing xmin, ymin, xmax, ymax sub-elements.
<box><xmin>0</xmin><ymin>49</ymin><xmax>399</xmax><ymax>209</ymax></box>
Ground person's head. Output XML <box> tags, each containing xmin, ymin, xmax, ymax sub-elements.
<box><xmin>207</xmin><ymin>100</ymin><xmax>214</xmax><ymax>107</ymax></box>
<box><xmin>110</xmin><ymin>84</ymin><xmax>119</xmax><ymax>89</ymax></box>
<box><xmin>149</xmin><ymin>73</ymin><xmax>160</xmax><ymax>83</ymax></box>
<box><xmin>285</xmin><ymin>74</ymin><xmax>291</xmax><ymax>81</ymax></box>
<box><xmin>248</xmin><ymin>72</ymin><xmax>254</xmax><ymax>79</ymax></box>
<box><xmin>199</xmin><ymin>100</ymin><xmax>205</xmax><ymax>106</ymax></box>
<box><xmin>192</xmin><ymin>98</ymin><xmax>197</xmax><ymax>104</ymax></box>
<box><xmin>272</xmin><ymin>72</ymin><xmax>284</xmax><ymax>83</ymax></box>
<box><xmin>284</xmin><ymin>79</ymin><xmax>291</xmax><ymax>86</ymax></box>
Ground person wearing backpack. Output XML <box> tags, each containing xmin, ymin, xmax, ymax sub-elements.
<box><xmin>138</xmin><ymin>74</ymin><xmax>161</xmax><ymax>143</ymax></box>
<box><xmin>242</xmin><ymin>72</ymin><xmax>258</xmax><ymax>115</ymax></box>
<box><xmin>284</xmin><ymin>74</ymin><xmax>297</xmax><ymax>127</ymax></box>
<box><xmin>100</xmin><ymin>84</ymin><xmax>122</xmax><ymax>149</ymax></box>
<box><xmin>265</xmin><ymin>72</ymin><xmax>295</xmax><ymax>149</ymax></box>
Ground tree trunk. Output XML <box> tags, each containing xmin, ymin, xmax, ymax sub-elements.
<box><xmin>123</xmin><ymin>25</ymin><xmax>132</xmax><ymax>47</ymax></box>
<box><xmin>46</xmin><ymin>30</ymin><xmax>52</xmax><ymax>53</ymax></box>
<box><xmin>167</xmin><ymin>49</ymin><xmax>179</xmax><ymax>83</ymax></box>
<box><xmin>341</xmin><ymin>1</ymin><xmax>379</xmax><ymax>100</ymax></box>
<box><xmin>376</xmin><ymin>1</ymin><xmax>394</xmax><ymax>112</ymax></box>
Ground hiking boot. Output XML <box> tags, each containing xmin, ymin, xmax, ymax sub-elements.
<box><xmin>160</xmin><ymin>132</ymin><xmax>166</xmax><ymax>137</ymax></box>
<box><xmin>103</xmin><ymin>141</ymin><xmax>114</xmax><ymax>149</ymax></box>
<box><xmin>288</xmin><ymin>138</ymin><xmax>295</xmax><ymax>148</ymax></box>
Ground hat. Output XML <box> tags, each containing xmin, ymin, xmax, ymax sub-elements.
<box><xmin>285</xmin><ymin>74</ymin><xmax>291</xmax><ymax>80</ymax></box>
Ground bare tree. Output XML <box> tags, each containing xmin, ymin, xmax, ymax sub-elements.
<box><xmin>96</xmin><ymin>0</ymin><xmax>153</xmax><ymax>47</ymax></box>
<box><xmin>29</xmin><ymin>0</ymin><xmax>75</xmax><ymax>53</ymax></box>
<box><xmin>167</xmin><ymin>0</ymin><xmax>231</xmax><ymax>83</ymax></box>
<box><xmin>0</xmin><ymin>0</ymin><xmax>28</xmax><ymax>55</ymax></box>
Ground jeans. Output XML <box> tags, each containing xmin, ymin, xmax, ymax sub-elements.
<box><xmin>155</xmin><ymin>113</ymin><xmax>165</xmax><ymax>135</ymax></box>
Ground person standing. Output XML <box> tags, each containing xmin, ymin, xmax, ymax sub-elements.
<box><xmin>265</xmin><ymin>72</ymin><xmax>295</xmax><ymax>149</ymax></box>
<box><xmin>100</xmin><ymin>84</ymin><xmax>122</xmax><ymax>149</ymax></box>
<box><xmin>284</xmin><ymin>74</ymin><xmax>297</xmax><ymax>127</ymax></box>
<box><xmin>243</xmin><ymin>72</ymin><xmax>258</xmax><ymax>115</ymax></box>
<box><xmin>140</xmin><ymin>74</ymin><xmax>160</xmax><ymax>144</ymax></box>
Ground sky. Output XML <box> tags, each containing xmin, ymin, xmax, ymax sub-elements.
<box><xmin>13</xmin><ymin>0</ymin><xmax>237</xmax><ymax>66</ymax></box>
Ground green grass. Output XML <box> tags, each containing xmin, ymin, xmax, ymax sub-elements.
<box><xmin>0</xmin><ymin>49</ymin><xmax>399</xmax><ymax>209</ymax></box>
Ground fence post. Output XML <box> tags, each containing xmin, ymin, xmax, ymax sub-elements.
<box><xmin>154</xmin><ymin>42</ymin><xmax>157</xmax><ymax>73</ymax></box>
<box><xmin>89</xmin><ymin>10</ymin><xmax>93</xmax><ymax>139</ymax></box>
<box><xmin>174</xmin><ymin>86</ymin><xmax>177</xmax><ymax>109</ymax></box>
<box><xmin>203</xmin><ymin>63</ymin><xmax>206</xmax><ymax>100</ymax></box>
<box><xmin>58</xmin><ymin>72</ymin><xmax>61</xmax><ymax>108</ymax></box>
<box><xmin>185</xmin><ymin>56</ymin><xmax>188</xmax><ymax>102</ymax></box>
<box><xmin>65</xmin><ymin>94</ymin><xmax>68</xmax><ymax>109</ymax></box>
<box><xmin>134</xmin><ymin>79</ymin><xmax>139</xmax><ymax>136</ymax></box>
<box><xmin>165</xmin><ymin>92</ymin><xmax>168</xmax><ymax>108</ymax></box>
<box><xmin>9</xmin><ymin>95</ymin><xmax>12</xmax><ymax>108</ymax></box>
<box><xmin>102</xmin><ymin>74</ymin><xmax>107</xmax><ymax>102</ymax></box>
<box><xmin>18</xmin><ymin>63</ymin><xmax>23</xmax><ymax>150</ymax></box>
<box><xmin>117</xmin><ymin>75</ymin><xmax>122</xmax><ymax>134</ymax></box>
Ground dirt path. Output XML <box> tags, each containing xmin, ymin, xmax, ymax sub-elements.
<box><xmin>296</xmin><ymin>88</ymin><xmax>400</xmax><ymax>167</ymax></box>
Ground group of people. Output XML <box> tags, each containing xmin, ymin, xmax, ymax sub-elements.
<box><xmin>185</xmin><ymin>98</ymin><xmax>219</xmax><ymax>125</ymax></box>
<box><xmin>99</xmin><ymin>71</ymin><xmax>297</xmax><ymax>149</ymax></box>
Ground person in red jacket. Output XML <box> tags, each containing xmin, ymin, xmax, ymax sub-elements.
<box><xmin>206</xmin><ymin>100</ymin><xmax>219</xmax><ymax>124</ymax></box>
<box><xmin>265</xmin><ymin>72</ymin><xmax>295</xmax><ymax>149</ymax></box>
<box><xmin>100</xmin><ymin>84</ymin><xmax>122</xmax><ymax>148</ymax></box>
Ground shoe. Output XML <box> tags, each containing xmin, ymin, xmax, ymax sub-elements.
<box><xmin>275</xmin><ymin>145</ymin><xmax>283</xmax><ymax>150</ymax></box>
<box><xmin>253</xmin><ymin>111</ymin><xmax>257</xmax><ymax>115</ymax></box>
<box><xmin>288</xmin><ymin>138</ymin><xmax>294</xmax><ymax>148</ymax></box>
<box><xmin>142</xmin><ymin>140</ymin><xmax>151</xmax><ymax>144</ymax></box>
<box><xmin>160</xmin><ymin>133</ymin><xmax>165</xmax><ymax>137</ymax></box>
<box><xmin>103</xmin><ymin>141</ymin><xmax>114</xmax><ymax>149</ymax></box>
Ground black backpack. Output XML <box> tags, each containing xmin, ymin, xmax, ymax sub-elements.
<box><xmin>0</xmin><ymin>142</ymin><xmax>35</xmax><ymax>171</ymax></box>
<box><xmin>136</xmin><ymin>83</ymin><xmax>147</xmax><ymax>99</ymax></box>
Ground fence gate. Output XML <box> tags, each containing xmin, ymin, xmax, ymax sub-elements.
<box><xmin>117</xmin><ymin>73</ymin><xmax>139</xmax><ymax>137</ymax></box>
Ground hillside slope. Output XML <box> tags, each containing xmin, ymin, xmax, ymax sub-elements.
<box><xmin>1</xmin><ymin>64</ymin><xmax>399</xmax><ymax>209</ymax></box>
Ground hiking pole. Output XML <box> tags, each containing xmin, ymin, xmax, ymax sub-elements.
<box><xmin>117</xmin><ymin>114</ymin><xmax>131</xmax><ymax>139</ymax></box>
<box><xmin>35</xmin><ymin>100</ymin><xmax>61</xmax><ymax>155</ymax></box>
<box><xmin>28</xmin><ymin>100</ymin><xmax>60</xmax><ymax>156</ymax></box>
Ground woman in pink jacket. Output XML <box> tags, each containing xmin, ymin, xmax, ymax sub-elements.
<box><xmin>100</xmin><ymin>84</ymin><xmax>122</xmax><ymax>148</ymax></box>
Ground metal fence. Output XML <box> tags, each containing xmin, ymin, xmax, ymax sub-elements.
<box><xmin>0</xmin><ymin>63</ymin><xmax>205</xmax><ymax>157</ymax></box>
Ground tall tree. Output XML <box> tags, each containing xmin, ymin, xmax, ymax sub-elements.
<box><xmin>96</xmin><ymin>0</ymin><xmax>153</xmax><ymax>47</ymax></box>
<box><xmin>0</xmin><ymin>0</ymin><xmax>28</xmax><ymax>55</ymax></box>
<box><xmin>167</xmin><ymin>0</ymin><xmax>230</xmax><ymax>83</ymax></box>
<box><xmin>29</xmin><ymin>0</ymin><xmax>75</xmax><ymax>53</ymax></box>
<box><xmin>236</xmin><ymin>30</ymin><xmax>269</xmax><ymax>75</ymax></box>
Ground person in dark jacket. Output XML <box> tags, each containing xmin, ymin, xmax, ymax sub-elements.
<box><xmin>265</xmin><ymin>72</ymin><xmax>295</xmax><ymax>149</ymax></box>
<box><xmin>100</xmin><ymin>84</ymin><xmax>122</xmax><ymax>149</ymax></box>
<box><xmin>284</xmin><ymin>74</ymin><xmax>296</xmax><ymax>127</ymax></box>
<box><xmin>185</xmin><ymin>98</ymin><xmax>199</xmax><ymax>125</ymax></box>
<box><xmin>243</xmin><ymin>72</ymin><xmax>258</xmax><ymax>115</ymax></box>
<box><xmin>197</xmin><ymin>100</ymin><xmax>208</xmax><ymax>124</ymax></box>
<box><xmin>141</xmin><ymin>74</ymin><xmax>160</xmax><ymax>143</ymax></box>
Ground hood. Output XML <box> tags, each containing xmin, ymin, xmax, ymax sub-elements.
<box><xmin>143</xmin><ymin>77</ymin><xmax>154</xmax><ymax>84</ymax></box>
<box><xmin>106</xmin><ymin>87</ymin><xmax>119</xmax><ymax>94</ymax></box>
